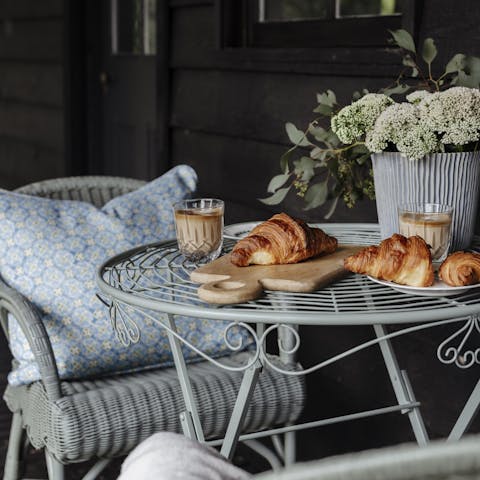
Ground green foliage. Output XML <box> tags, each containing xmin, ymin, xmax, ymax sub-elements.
<box><xmin>389</xmin><ymin>29</ymin><xmax>415</xmax><ymax>53</ymax></box>
<box><xmin>422</xmin><ymin>38</ymin><xmax>437</xmax><ymax>65</ymax></box>
<box><xmin>260</xmin><ymin>29</ymin><xmax>480</xmax><ymax>214</ymax></box>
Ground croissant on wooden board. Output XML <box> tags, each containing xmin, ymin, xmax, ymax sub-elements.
<box><xmin>438</xmin><ymin>251</ymin><xmax>480</xmax><ymax>286</ymax></box>
<box><xmin>344</xmin><ymin>233</ymin><xmax>434</xmax><ymax>287</ymax></box>
<box><xmin>230</xmin><ymin>213</ymin><xmax>338</xmax><ymax>267</ymax></box>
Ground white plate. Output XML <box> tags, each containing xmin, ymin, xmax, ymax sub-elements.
<box><xmin>367</xmin><ymin>276</ymin><xmax>480</xmax><ymax>297</ymax></box>
<box><xmin>224</xmin><ymin>221</ymin><xmax>260</xmax><ymax>239</ymax></box>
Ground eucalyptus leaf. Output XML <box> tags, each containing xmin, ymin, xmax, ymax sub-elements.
<box><xmin>313</xmin><ymin>103</ymin><xmax>333</xmax><ymax>116</ymax></box>
<box><xmin>466</xmin><ymin>56</ymin><xmax>480</xmax><ymax>81</ymax></box>
<box><xmin>285</xmin><ymin>122</ymin><xmax>312</xmax><ymax>147</ymax></box>
<box><xmin>316</xmin><ymin>90</ymin><xmax>337</xmax><ymax>107</ymax></box>
<box><xmin>308</xmin><ymin>123</ymin><xmax>325</xmax><ymax>135</ymax></box>
<box><xmin>310</xmin><ymin>147</ymin><xmax>327</xmax><ymax>160</ymax></box>
<box><xmin>259</xmin><ymin>187</ymin><xmax>291</xmax><ymax>205</ymax></box>
<box><xmin>303</xmin><ymin>181</ymin><xmax>328</xmax><ymax>210</ymax></box>
<box><xmin>293</xmin><ymin>156</ymin><xmax>316</xmax><ymax>182</ymax></box>
<box><xmin>324</xmin><ymin>129</ymin><xmax>340</xmax><ymax>147</ymax></box>
<box><xmin>444</xmin><ymin>53</ymin><xmax>466</xmax><ymax>74</ymax></box>
<box><xmin>267</xmin><ymin>173</ymin><xmax>290</xmax><ymax>193</ymax></box>
<box><xmin>402</xmin><ymin>55</ymin><xmax>416</xmax><ymax>67</ymax></box>
<box><xmin>422</xmin><ymin>38</ymin><xmax>437</xmax><ymax>65</ymax></box>
<box><xmin>280</xmin><ymin>149</ymin><xmax>291</xmax><ymax>174</ymax></box>
<box><xmin>309</xmin><ymin>125</ymin><xmax>329</xmax><ymax>142</ymax></box>
<box><xmin>382</xmin><ymin>84</ymin><xmax>410</xmax><ymax>96</ymax></box>
<box><xmin>324</xmin><ymin>196</ymin><xmax>339</xmax><ymax>220</ymax></box>
<box><xmin>389</xmin><ymin>29</ymin><xmax>416</xmax><ymax>53</ymax></box>
<box><xmin>455</xmin><ymin>71</ymin><xmax>480</xmax><ymax>88</ymax></box>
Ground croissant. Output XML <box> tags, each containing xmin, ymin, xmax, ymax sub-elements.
<box><xmin>230</xmin><ymin>213</ymin><xmax>337</xmax><ymax>266</ymax></box>
<box><xmin>344</xmin><ymin>233</ymin><xmax>434</xmax><ymax>287</ymax></box>
<box><xmin>438</xmin><ymin>251</ymin><xmax>480</xmax><ymax>286</ymax></box>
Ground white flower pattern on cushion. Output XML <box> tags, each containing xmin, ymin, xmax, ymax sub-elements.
<box><xmin>3</xmin><ymin>165</ymin><xmax>248</xmax><ymax>385</ymax></box>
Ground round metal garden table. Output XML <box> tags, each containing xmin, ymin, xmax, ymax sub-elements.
<box><xmin>96</xmin><ymin>223</ymin><xmax>480</xmax><ymax>460</ymax></box>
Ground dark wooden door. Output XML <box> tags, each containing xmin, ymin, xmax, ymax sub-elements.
<box><xmin>99</xmin><ymin>0</ymin><xmax>158</xmax><ymax>179</ymax></box>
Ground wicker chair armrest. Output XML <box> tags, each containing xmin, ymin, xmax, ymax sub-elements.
<box><xmin>0</xmin><ymin>276</ymin><xmax>61</xmax><ymax>401</ymax></box>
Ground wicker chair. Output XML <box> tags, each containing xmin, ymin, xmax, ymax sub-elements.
<box><xmin>0</xmin><ymin>176</ymin><xmax>305</xmax><ymax>480</ymax></box>
<box><xmin>254</xmin><ymin>435</ymin><xmax>480</xmax><ymax>480</ymax></box>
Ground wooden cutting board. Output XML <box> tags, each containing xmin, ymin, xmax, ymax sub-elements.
<box><xmin>190</xmin><ymin>245</ymin><xmax>363</xmax><ymax>304</ymax></box>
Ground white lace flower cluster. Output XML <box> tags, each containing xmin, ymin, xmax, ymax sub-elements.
<box><xmin>419</xmin><ymin>87</ymin><xmax>480</xmax><ymax>146</ymax></box>
<box><xmin>332</xmin><ymin>87</ymin><xmax>480</xmax><ymax>160</ymax></box>
<box><xmin>365</xmin><ymin>103</ymin><xmax>440</xmax><ymax>159</ymax></box>
<box><xmin>331</xmin><ymin>93</ymin><xmax>394</xmax><ymax>144</ymax></box>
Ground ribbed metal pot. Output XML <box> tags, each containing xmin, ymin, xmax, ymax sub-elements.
<box><xmin>371</xmin><ymin>151</ymin><xmax>480</xmax><ymax>250</ymax></box>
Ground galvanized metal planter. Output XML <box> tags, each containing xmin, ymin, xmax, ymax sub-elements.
<box><xmin>371</xmin><ymin>151</ymin><xmax>480</xmax><ymax>250</ymax></box>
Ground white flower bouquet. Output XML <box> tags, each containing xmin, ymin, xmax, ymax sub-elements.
<box><xmin>262</xmin><ymin>30</ymin><xmax>480</xmax><ymax>216</ymax></box>
<box><xmin>333</xmin><ymin>87</ymin><xmax>480</xmax><ymax>161</ymax></box>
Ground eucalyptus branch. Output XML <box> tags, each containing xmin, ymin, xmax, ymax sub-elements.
<box><xmin>262</xmin><ymin>28</ymin><xmax>480</xmax><ymax>213</ymax></box>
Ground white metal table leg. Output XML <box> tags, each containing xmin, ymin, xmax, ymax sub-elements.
<box><xmin>448</xmin><ymin>377</ymin><xmax>480</xmax><ymax>440</ymax></box>
<box><xmin>278</xmin><ymin>321</ymin><xmax>298</xmax><ymax>465</ymax></box>
<box><xmin>374</xmin><ymin>324</ymin><xmax>430</xmax><ymax>445</ymax></box>
<box><xmin>220</xmin><ymin>358</ymin><xmax>263</xmax><ymax>460</ymax></box>
<box><xmin>283</xmin><ymin>429</ymin><xmax>296</xmax><ymax>466</ymax></box>
<box><xmin>165</xmin><ymin>313</ymin><xmax>205</xmax><ymax>442</ymax></box>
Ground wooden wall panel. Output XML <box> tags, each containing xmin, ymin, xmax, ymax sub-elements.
<box><xmin>171</xmin><ymin>70</ymin><xmax>388</xmax><ymax>145</ymax></box>
<box><xmin>0</xmin><ymin>0</ymin><xmax>62</xmax><ymax>18</ymax></box>
<box><xmin>0</xmin><ymin>2</ymin><xmax>65</xmax><ymax>192</ymax></box>
<box><xmin>419</xmin><ymin>1</ymin><xmax>480</xmax><ymax>59</ymax></box>
<box><xmin>0</xmin><ymin>136</ymin><xmax>64</xmax><ymax>189</ymax></box>
<box><xmin>0</xmin><ymin>63</ymin><xmax>63</xmax><ymax>107</ymax></box>
<box><xmin>0</xmin><ymin>20</ymin><xmax>63</xmax><ymax>61</ymax></box>
<box><xmin>0</xmin><ymin>102</ymin><xmax>63</xmax><ymax>150</ymax></box>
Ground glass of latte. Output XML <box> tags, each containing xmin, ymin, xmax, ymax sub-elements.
<box><xmin>398</xmin><ymin>203</ymin><xmax>454</xmax><ymax>264</ymax></box>
<box><xmin>173</xmin><ymin>198</ymin><xmax>224</xmax><ymax>263</ymax></box>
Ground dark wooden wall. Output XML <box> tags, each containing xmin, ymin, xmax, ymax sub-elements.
<box><xmin>0</xmin><ymin>0</ymin><xmax>65</xmax><ymax>190</ymax></box>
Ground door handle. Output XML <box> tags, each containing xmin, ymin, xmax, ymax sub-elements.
<box><xmin>99</xmin><ymin>71</ymin><xmax>111</xmax><ymax>94</ymax></box>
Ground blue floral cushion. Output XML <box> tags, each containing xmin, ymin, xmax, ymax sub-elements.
<box><xmin>0</xmin><ymin>165</ymin><xmax>243</xmax><ymax>386</ymax></box>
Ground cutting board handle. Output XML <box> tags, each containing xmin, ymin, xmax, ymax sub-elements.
<box><xmin>198</xmin><ymin>278</ymin><xmax>263</xmax><ymax>305</ymax></box>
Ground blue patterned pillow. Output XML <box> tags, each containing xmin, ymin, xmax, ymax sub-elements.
<box><xmin>1</xmin><ymin>166</ymin><xmax>244</xmax><ymax>386</ymax></box>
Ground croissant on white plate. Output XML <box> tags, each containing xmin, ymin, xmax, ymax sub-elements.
<box><xmin>230</xmin><ymin>213</ymin><xmax>337</xmax><ymax>267</ymax></box>
<box><xmin>344</xmin><ymin>233</ymin><xmax>434</xmax><ymax>287</ymax></box>
<box><xmin>438</xmin><ymin>251</ymin><xmax>480</xmax><ymax>286</ymax></box>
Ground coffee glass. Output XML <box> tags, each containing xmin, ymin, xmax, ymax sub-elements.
<box><xmin>398</xmin><ymin>203</ymin><xmax>454</xmax><ymax>263</ymax></box>
<box><xmin>173</xmin><ymin>198</ymin><xmax>224</xmax><ymax>263</ymax></box>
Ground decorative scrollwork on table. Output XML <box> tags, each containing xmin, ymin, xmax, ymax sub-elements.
<box><xmin>109</xmin><ymin>300</ymin><xmax>141</xmax><ymax>346</ymax></box>
<box><xmin>107</xmin><ymin>299</ymin><xmax>262</xmax><ymax>372</ymax></box>
<box><xmin>105</xmin><ymin>293</ymin><xmax>480</xmax><ymax>374</ymax></box>
<box><xmin>437</xmin><ymin>315</ymin><xmax>480</xmax><ymax>369</ymax></box>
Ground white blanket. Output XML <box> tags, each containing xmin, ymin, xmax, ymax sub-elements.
<box><xmin>118</xmin><ymin>432</ymin><xmax>252</xmax><ymax>480</ymax></box>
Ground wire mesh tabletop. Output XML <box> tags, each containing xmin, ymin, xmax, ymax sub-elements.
<box><xmin>97</xmin><ymin>223</ymin><xmax>480</xmax><ymax>326</ymax></box>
